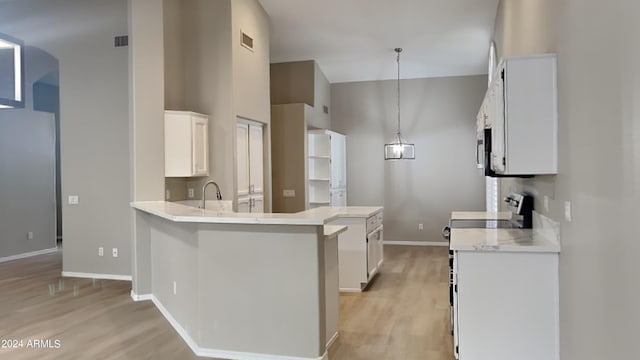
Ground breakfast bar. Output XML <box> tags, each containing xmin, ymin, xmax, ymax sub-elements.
<box><xmin>130</xmin><ymin>201</ymin><xmax>380</xmax><ymax>360</ymax></box>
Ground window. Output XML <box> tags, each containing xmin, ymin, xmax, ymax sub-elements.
<box><xmin>0</xmin><ymin>33</ymin><xmax>24</xmax><ymax>109</ymax></box>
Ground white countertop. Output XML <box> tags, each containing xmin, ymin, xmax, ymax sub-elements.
<box><xmin>450</xmin><ymin>228</ymin><xmax>560</xmax><ymax>253</ymax></box>
<box><xmin>324</xmin><ymin>225</ymin><xmax>348</xmax><ymax>238</ymax></box>
<box><xmin>450</xmin><ymin>211</ymin><xmax>513</xmax><ymax>220</ymax></box>
<box><xmin>131</xmin><ymin>201</ymin><xmax>383</xmax><ymax>226</ymax></box>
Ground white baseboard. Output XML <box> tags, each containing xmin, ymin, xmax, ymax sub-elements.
<box><xmin>383</xmin><ymin>240</ymin><xmax>449</xmax><ymax>247</ymax></box>
<box><xmin>61</xmin><ymin>271</ymin><xmax>132</xmax><ymax>281</ymax></box>
<box><xmin>130</xmin><ymin>290</ymin><xmax>153</xmax><ymax>302</ymax></box>
<box><xmin>0</xmin><ymin>247</ymin><xmax>58</xmax><ymax>263</ymax></box>
<box><xmin>326</xmin><ymin>331</ymin><xmax>339</xmax><ymax>349</ymax></box>
<box><xmin>151</xmin><ymin>294</ymin><xmax>328</xmax><ymax>360</ymax></box>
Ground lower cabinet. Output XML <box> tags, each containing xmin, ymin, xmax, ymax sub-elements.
<box><xmin>328</xmin><ymin>211</ymin><xmax>383</xmax><ymax>291</ymax></box>
<box><xmin>453</xmin><ymin>250</ymin><xmax>559</xmax><ymax>360</ymax></box>
<box><xmin>237</xmin><ymin>195</ymin><xmax>264</xmax><ymax>213</ymax></box>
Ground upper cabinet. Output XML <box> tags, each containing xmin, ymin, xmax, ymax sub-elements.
<box><xmin>478</xmin><ymin>54</ymin><xmax>558</xmax><ymax>176</ymax></box>
<box><xmin>165</xmin><ymin>110</ymin><xmax>209</xmax><ymax>177</ymax></box>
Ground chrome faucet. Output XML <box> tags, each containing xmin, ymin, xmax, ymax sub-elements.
<box><xmin>201</xmin><ymin>180</ymin><xmax>222</xmax><ymax>209</ymax></box>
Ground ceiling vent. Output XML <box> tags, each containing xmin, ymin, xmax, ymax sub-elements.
<box><xmin>241</xmin><ymin>31</ymin><xmax>254</xmax><ymax>51</ymax></box>
<box><xmin>114</xmin><ymin>35</ymin><xmax>128</xmax><ymax>47</ymax></box>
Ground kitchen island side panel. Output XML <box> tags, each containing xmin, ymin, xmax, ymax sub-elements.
<box><xmin>197</xmin><ymin>224</ymin><xmax>326</xmax><ymax>358</ymax></box>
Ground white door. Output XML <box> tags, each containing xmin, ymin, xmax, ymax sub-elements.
<box><xmin>236</xmin><ymin>123</ymin><xmax>250</xmax><ymax>197</ymax></box>
<box><xmin>248</xmin><ymin>124</ymin><xmax>264</xmax><ymax>195</ymax></box>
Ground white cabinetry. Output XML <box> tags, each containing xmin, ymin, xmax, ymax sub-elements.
<box><xmin>236</xmin><ymin>120</ymin><xmax>264</xmax><ymax>213</ymax></box>
<box><xmin>164</xmin><ymin>111</ymin><xmax>208</xmax><ymax>177</ymax></box>
<box><xmin>479</xmin><ymin>54</ymin><xmax>558</xmax><ymax>176</ymax></box>
<box><xmin>328</xmin><ymin>211</ymin><xmax>383</xmax><ymax>292</ymax></box>
<box><xmin>453</xmin><ymin>250</ymin><xmax>559</xmax><ymax>360</ymax></box>
<box><xmin>308</xmin><ymin>129</ymin><xmax>347</xmax><ymax>208</ymax></box>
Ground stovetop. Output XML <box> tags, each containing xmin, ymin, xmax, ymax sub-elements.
<box><xmin>449</xmin><ymin>219</ymin><xmax>521</xmax><ymax>229</ymax></box>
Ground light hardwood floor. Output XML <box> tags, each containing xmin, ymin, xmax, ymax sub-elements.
<box><xmin>0</xmin><ymin>245</ymin><xmax>453</xmax><ymax>360</ymax></box>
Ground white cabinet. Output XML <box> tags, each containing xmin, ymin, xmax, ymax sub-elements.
<box><xmin>452</xmin><ymin>250</ymin><xmax>559</xmax><ymax>360</ymax></box>
<box><xmin>479</xmin><ymin>54</ymin><xmax>558</xmax><ymax>176</ymax></box>
<box><xmin>330</xmin><ymin>132</ymin><xmax>347</xmax><ymax>189</ymax></box>
<box><xmin>236</xmin><ymin>120</ymin><xmax>264</xmax><ymax>213</ymax></box>
<box><xmin>164</xmin><ymin>111</ymin><xmax>209</xmax><ymax>177</ymax></box>
<box><xmin>328</xmin><ymin>211</ymin><xmax>383</xmax><ymax>292</ymax></box>
<box><xmin>308</xmin><ymin>129</ymin><xmax>347</xmax><ymax>208</ymax></box>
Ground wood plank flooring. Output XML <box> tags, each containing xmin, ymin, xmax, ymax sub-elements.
<box><xmin>0</xmin><ymin>246</ymin><xmax>453</xmax><ymax>360</ymax></box>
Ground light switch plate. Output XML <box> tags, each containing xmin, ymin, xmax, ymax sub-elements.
<box><xmin>188</xmin><ymin>188</ymin><xmax>194</xmax><ymax>198</ymax></box>
<box><xmin>68</xmin><ymin>195</ymin><xmax>79</xmax><ymax>205</ymax></box>
<box><xmin>283</xmin><ymin>189</ymin><xmax>295</xmax><ymax>198</ymax></box>
<box><xmin>166</xmin><ymin>189</ymin><xmax>171</xmax><ymax>200</ymax></box>
<box><xmin>564</xmin><ymin>201</ymin><xmax>572</xmax><ymax>222</ymax></box>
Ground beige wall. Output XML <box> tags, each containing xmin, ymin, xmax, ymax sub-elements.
<box><xmin>494</xmin><ymin>1</ymin><xmax>640</xmax><ymax>358</ymax></box>
<box><xmin>163</xmin><ymin>0</ymin><xmax>272</xmax><ymax>211</ymax></box>
<box><xmin>270</xmin><ymin>60</ymin><xmax>331</xmax><ymax>129</ymax></box>
<box><xmin>331</xmin><ymin>75</ymin><xmax>487</xmax><ymax>242</ymax></box>
<box><xmin>271</xmin><ymin>103</ymin><xmax>311</xmax><ymax>213</ymax></box>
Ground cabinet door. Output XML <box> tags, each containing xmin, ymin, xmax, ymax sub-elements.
<box><xmin>236</xmin><ymin>123</ymin><xmax>250</xmax><ymax>196</ymax></box>
<box><xmin>376</xmin><ymin>226</ymin><xmax>383</xmax><ymax>267</ymax></box>
<box><xmin>490</xmin><ymin>75</ymin><xmax>506</xmax><ymax>172</ymax></box>
<box><xmin>237</xmin><ymin>196</ymin><xmax>250</xmax><ymax>213</ymax></box>
<box><xmin>330</xmin><ymin>189</ymin><xmax>346</xmax><ymax>207</ymax></box>
<box><xmin>192</xmin><ymin>115</ymin><xmax>208</xmax><ymax>176</ymax></box>
<box><xmin>248</xmin><ymin>124</ymin><xmax>264</xmax><ymax>194</ymax></box>
<box><xmin>329</xmin><ymin>132</ymin><xmax>346</xmax><ymax>188</ymax></box>
<box><xmin>251</xmin><ymin>195</ymin><xmax>264</xmax><ymax>213</ymax></box>
<box><xmin>366</xmin><ymin>230</ymin><xmax>377</xmax><ymax>279</ymax></box>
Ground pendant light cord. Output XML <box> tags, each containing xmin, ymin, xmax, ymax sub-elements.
<box><xmin>395</xmin><ymin>48</ymin><xmax>402</xmax><ymax>137</ymax></box>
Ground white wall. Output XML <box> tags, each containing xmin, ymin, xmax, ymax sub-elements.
<box><xmin>494</xmin><ymin>1</ymin><xmax>640</xmax><ymax>358</ymax></box>
<box><xmin>0</xmin><ymin>0</ymin><xmax>131</xmax><ymax>275</ymax></box>
<box><xmin>331</xmin><ymin>75</ymin><xmax>487</xmax><ymax>241</ymax></box>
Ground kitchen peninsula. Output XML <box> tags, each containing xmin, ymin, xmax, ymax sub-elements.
<box><xmin>130</xmin><ymin>201</ymin><xmax>382</xmax><ymax>360</ymax></box>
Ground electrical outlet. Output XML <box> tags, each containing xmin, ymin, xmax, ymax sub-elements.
<box><xmin>188</xmin><ymin>188</ymin><xmax>194</xmax><ymax>198</ymax></box>
<box><xmin>68</xmin><ymin>195</ymin><xmax>79</xmax><ymax>205</ymax></box>
<box><xmin>283</xmin><ymin>189</ymin><xmax>295</xmax><ymax>198</ymax></box>
<box><xmin>564</xmin><ymin>201</ymin><xmax>572</xmax><ymax>222</ymax></box>
<box><xmin>27</xmin><ymin>231</ymin><xmax>34</xmax><ymax>240</ymax></box>
<box><xmin>98</xmin><ymin>247</ymin><xmax>104</xmax><ymax>257</ymax></box>
<box><xmin>112</xmin><ymin>248</ymin><xmax>118</xmax><ymax>257</ymax></box>
<box><xmin>544</xmin><ymin>195</ymin><xmax>549</xmax><ymax>213</ymax></box>
<box><xmin>166</xmin><ymin>189</ymin><xmax>171</xmax><ymax>200</ymax></box>
<box><xmin>418</xmin><ymin>223</ymin><xmax>424</xmax><ymax>230</ymax></box>
<box><xmin>173</xmin><ymin>281</ymin><xmax>177</xmax><ymax>295</ymax></box>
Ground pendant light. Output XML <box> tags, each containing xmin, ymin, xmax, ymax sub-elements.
<box><xmin>384</xmin><ymin>48</ymin><xmax>415</xmax><ymax>160</ymax></box>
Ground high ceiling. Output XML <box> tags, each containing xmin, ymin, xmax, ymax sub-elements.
<box><xmin>259</xmin><ymin>0</ymin><xmax>500</xmax><ymax>83</ymax></box>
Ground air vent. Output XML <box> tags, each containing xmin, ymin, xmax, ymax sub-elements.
<box><xmin>114</xmin><ymin>35</ymin><xmax>128</xmax><ymax>47</ymax></box>
<box><xmin>323</xmin><ymin>105</ymin><xmax>329</xmax><ymax>114</ymax></box>
<box><xmin>241</xmin><ymin>31</ymin><xmax>254</xmax><ymax>51</ymax></box>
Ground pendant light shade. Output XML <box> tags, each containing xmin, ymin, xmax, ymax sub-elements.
<box><xmin>384</xmin><ymin>47</ymin><xmax>415</xmax><ymax>160</ymax></box>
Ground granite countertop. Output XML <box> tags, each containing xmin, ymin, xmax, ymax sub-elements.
<box><xmin>450</xmin><ymin>228</ymin><xmax>560</xmax><ymax>253</ymax></box>
<box><xmin>131</xmin><ymin>201</ymin><xmax>383</xmax><ymax>226</ymax></box>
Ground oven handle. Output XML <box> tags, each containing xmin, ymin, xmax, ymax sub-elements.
<box><xmin>442</xmin><ymin>226</ymin><xmax>451</xmax><ymax>240</ymax></box>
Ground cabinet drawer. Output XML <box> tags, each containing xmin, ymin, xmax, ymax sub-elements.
<box><xmin>366</xmin><ymin>213</ymin><xmax>383</xmax><ymax>233</ymax></box>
